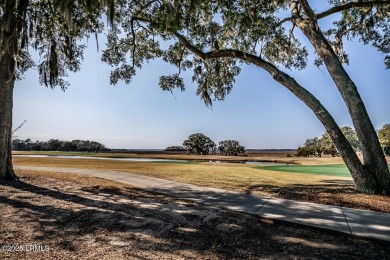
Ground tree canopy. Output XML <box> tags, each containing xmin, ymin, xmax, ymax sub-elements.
<box><xmin>164</xmin><ymin>146</ymin><xmax>186</xmax><ymax>152</ymax></box>
<box><xmin>218</xmin><ymin>140</ymin><xmax>246</xmax><ymax>156</ymax></box>
<box><xmin>297</xmin><ymin>137</ymin><xmax>322</xmax><ymax>157</ymax></box>
<box><xmin>183</xmin><ymin>133</ymin><xmax>216</xmax><ymax>155</ymax></box>
<box><xmin>102</xmin><ymin>1</ymin><xmax>390</xmax><ymax>104</ymax></box>
<box><xmin>1</xmin><ymin>0</ymin><xmax>114</xmax><ymax>89</ymax></box>
<box><xmin>297</xmin><ymin>126</ymin><xmax>361</xmax><ymax>157</ymax></box>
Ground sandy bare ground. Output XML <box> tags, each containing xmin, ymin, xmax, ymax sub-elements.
<box><xmin>1</xmin><ymin>170</ymin><xmax>389</xmax><ymax>259</ymax></box>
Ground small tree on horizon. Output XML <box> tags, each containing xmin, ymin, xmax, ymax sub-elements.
<box><xmin>304</xmin><ymin>137</ymin><xmax>322</xmax><ymax>157</ymax></box>
<box><xmin>164</xmin><ymin>146</ymin><xmax>186</xmax><ymax>152</ymax></box>
<box><xmin>183</xmin><ymin>133</ymin><xmax>216</xmax><ymax>155</ymax></box>
<box><xmin>321</xmin><ymin>127</ymin><xmax>361</xmax><ymax>156</ymax></box>
<box><xmin>218</xmin><ymin>140</ymin><xmax>246</xmax><ymax>156</ymax></box>
<box><xmin>297</xmin><ymin>127</ymin><xmax>362</xmax><ymax>157</ymax></box>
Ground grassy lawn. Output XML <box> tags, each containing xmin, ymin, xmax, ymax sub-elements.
<box><xmin>256</xmin><ymin>164</ymin><xmax>390</xmax><ymax>178</ymax></box>
<box><xmin>256</xmin><ymin>164</ymin><xmax>351</xmax><ymax>177</ymax></box>
<box><xmin>13</xmin><ymin>157</ymin><xmax>346</xmax><ymax>187</ymax></box>
<box><xmin>13</xmin><ymin>156</ymin><xmax>390</xmax><ymax>213</ymax></box>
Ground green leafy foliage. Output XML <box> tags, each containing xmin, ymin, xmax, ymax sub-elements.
<box><xmin>296</xmin><ymin>146</ymin><xmax>314</xmax><ymax>157</ymax></box>
<box><xmin>324</xmin><ymin>0</ymin><xmax>390</xmax><ymax>68</ymax></box>
<box><xmin>322</xmin><ymin>126</ymin><xmax>361</xmax><ymax>155</ymax></box>
<box><xmin>319</xmin><ymin>132</ymin><xmax>339</xmax><ymax>157</ymax></box>
<box><xmin>297</xmin><ymin>126</ymin><xmax>361</xmax><ymax>157</ymax></box>
<box><xmin>6</xmin><ymin>1</ymin><xmax>389</xmax><ymax>100</ymax></box>
<box><xmin>100</xmin><ymin>0</ymin><xmax>309</xmax><ymax>106</ymax></box>
<box><xmin>1</xmin><ymin>0</ymin><xmax>111</xmax><ymax>90</ymax></box>
<box><xmin>183</xmin><ymin>133</ymin><xmax>216</xmax><ymax>155</ymax></box>
<box><xmin>218</xmin><ymin>140</ymin><xmax>246</xmax><ymax>156</ymax></box>
<box><xmin>164</xmin><ymin>146</ymin><xmax>186</xmax><ymax>152</ymax></box>
<box><xmin>100</xmin><ymin>1</ymin><xmax>390</xmax><ymax>107</ymax></box>
<box><xmin>378</xmin><ymin>124</ymin><xmax>390</xmax><ymax>155</ymax></box>
<box><xmin>304</xmin><ymin>137</ymin><xmax>323</xmax><ymax>157</ymax></box>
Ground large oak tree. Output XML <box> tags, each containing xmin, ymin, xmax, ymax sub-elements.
<box><xmin>101</xmin><ymin>0</ymin><xmax>390</xmax><ymax>194</ymax></box>
<box><xmin>183</xmin><ymin>133</ymin><xmax>216</xmax><ymax>155</ymax></box>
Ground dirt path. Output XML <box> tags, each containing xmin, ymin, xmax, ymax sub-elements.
<box><xmin>1</xmin><ymin>170</ymin><xmax>389</xmax><ymax>259</ymax></box>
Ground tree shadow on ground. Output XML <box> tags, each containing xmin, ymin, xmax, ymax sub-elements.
<box><xmin>244</xmin><ymin>179</ymin><xmax>390</xmax><ymax>213</ymax></box>
<box><xmin>1</xmin><ymin>175</ymin><xmax>389</xmax><ymax>259</ymax></box>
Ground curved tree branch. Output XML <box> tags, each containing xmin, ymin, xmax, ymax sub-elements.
<box><xmin>316</xmin><ymin>1</ymin><xmax>390</xmax><ymax>20</ymax></box>
<box><xmin>172</xmin><ymin>31</ymin><xmax>378</xmax><ymax>191</ymax></box>
<box><xmin>298</xmin><ymin>0</ymin><xmax>316</xmax><ymax>23</ymax></box>
<box><xmin>277</xmin><ymin>17</ymin><xmax>292</xmax><ymax>26</ymax></box>
<box><xmin>127</xmin><ymin>17</ymin><xmax>373</xmax><ymax>191</ymax></box>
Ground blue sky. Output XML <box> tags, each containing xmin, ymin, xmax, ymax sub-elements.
<box><xmin>12</xmin><ymin>5</ymin><xmax>390</xmax><ymax>149</ymax></box>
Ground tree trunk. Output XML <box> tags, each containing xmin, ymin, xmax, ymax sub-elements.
<box><xmin>247</xmin><ymin>57</ymin><xmax>378</xmax><ymax>194</ymax></box>
<box><xmin>0</xmin><ymin>0</ymin><xmax>25</xmax><ymax>181</ymax></box>
<box><xmin>186</xmin><ymin>45</ymin><xmax>381</xmax><ymax>193</ymax></box>
<box><xmin>296</xmin><ymin>20</ymin><xmax>390</xmax><ymax>194</ymax></box>
<box><xmin>0</xmin><ymin>55</ymin><xmax>17</xmax><ymax>181</ymax></box>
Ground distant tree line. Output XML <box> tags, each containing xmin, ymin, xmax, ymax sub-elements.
<box><xmin>297</xmin><ymin>125</ymin><xmax>390</xmax><ymax>157</ymax></box>
<box><xmin>164</xmin><ymin>146</ymin><xmax>186</xmax><ymax>152</ymax></box>
<box><xmin>166</xmin><ymin>133</ymin><xmax>246</xmax><ymax>156</ymax></box>
<box><xmin>12</xmin><ymin>139</ymin><xmax>109</xmax><ymax>152</ymax></box>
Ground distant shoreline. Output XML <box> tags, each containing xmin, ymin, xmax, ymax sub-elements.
<box><xmin>13</xmin><ymin>149</ymin><xmax>299</xmax><ymax>163</ymax></box>
<box><xmin>109</xmin><ymin>148</ymin><xmax>297</xmax><ymax>152</ymax></box>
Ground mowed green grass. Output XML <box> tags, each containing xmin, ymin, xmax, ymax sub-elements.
<box><xmin>256</xmin><ymin>164</ymin><xmax>390</xmax><ymax>177</ymax></box>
